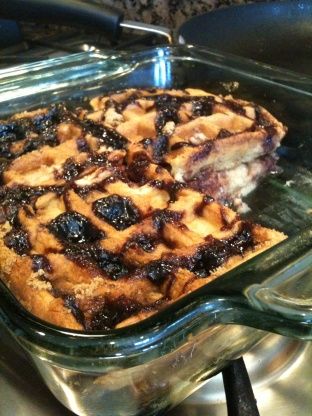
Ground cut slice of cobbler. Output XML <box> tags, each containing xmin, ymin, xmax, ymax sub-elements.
<box><xmin>89</xmin><ymin>88</ymin><xmax>286</xmax><ymax>203</ymax></box>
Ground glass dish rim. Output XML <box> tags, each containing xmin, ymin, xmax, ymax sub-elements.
<box><xmin>0</xmin><ymin>45</ymin><xmax>312</xmax><ymax>352</ymax></box>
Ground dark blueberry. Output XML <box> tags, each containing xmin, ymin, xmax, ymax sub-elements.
<box><xmin>166</xmin><ymin>181</ymin><xmax>186</xmax><ymax>202</ymax></box>
<box><xmin>190</xmin><ymin>223</ymin><xmax>253</xmax><ymax>277</ymax></box>
<box><xmin>4</xmin><ymin>228</ymin><xmax>30</xmax><ymax>255</ymax></box>
<box><xmin>216</xmin><ymin>129</ymin><xmax>232</xmax><ymax>139</ymax></box>
<box><xmin>144</xmin><ymin>260</ymin><xmax>173</xmax><ymax>284</ymax></box>
<box><xmin>125</xmin><ymin>233</ymin><xmax>156</xmax><ymax>252</ymax></box>
<box><xmin>3</xmin><ymin>204</ymin><xmax>19</xmax><ymax>225</ymax></box>
<box><xmin>127</xmin><ymin>152</ymin><xmax>150</xmax><ymax>184</ymax></box>
<box><xmin>154</xmin><ymin>94</ymin><xmax>182</xmax><ymax>133</ymax></box>
<box><xmin>31</xmin><ymin>106</ymin><xmax>65</xmax><ymax>133</ymax></box>
<box><xmin>190</xmin><ymin>239</ymin><xmax>228</xmax><ymax>277</ymax></box>
<box><xmin>63</xmin><ymin>295</ymin><xmax>85</xmax><ymax>326</ymax></box>
<box><xmin>140</xmin><ymin>137</ymin><xmax>153</xmax><ymax>148</ymax></box>
<box><xmin>254</xmin><ymin>106</ymin><xmax>271</xmax><ymax>127</ymax></box>
<box><xmin>152</xmin><ymin>209</ymin><xmax>183</xmax><ymax>232</ymax></box>
<box><xmin>171</xmin><ymin>141</ymin><xmax>192</xmax><ymax>151</ymax></box>
<box><xmin>226</xmin><ymin>222</ymin><xmax>253</xmax><ymax>255</ymax></box>
<box><xmin>21</xmin><ymin>138</ymin><xmax>43</xmax><ymax>154</ymax></box>
<box><xmin>62</xmin><ymin>158</ymin><xmax>83</xmax><ymax>181</ymax></box>
<box><xmin>0</xmin><ymin>142</ymin><xmax>12</xmax><ymax>158</ymax></box>
<box><xmin>48</xmin><ymin>211</ymin><xmax>104</xmax><ymax>244</ymax></box>
<box><xmin>64</xmin><ymin>244</ymin><xmax>128</xmax><ymax>280</ymax></box>
<box><xmin>92</xmin><ymin>247</ymin><xmax>129</xmax><ymax>279</ymax></box>
<box><xmin>0</xmin><ymin>122</ymin><xmax>25</xmax><ymax>143</ymax></box>
<box><xmin>226</xmin><ymin>100</ymin><xmax>246</xmax><ymax>116</ymax></box>
<box><xmin>77</xmin><ymin>137</ymin><xmax>90</xmax><ymax>152</ymax></box>
<box><xmin>152</xmin><ymin>135</ymin><xmax>169</xmax><ymax>162</ymax></box>
<box><xmin>83</xmin><ymin>120</ymin><xmax>128</xmax><ymax>149</ymax></box>
<box><xmin>31</xmin><ymin>255</ymin><xmax>52</xmax><ymax>272</ymax></box>
<box><xmin>32</xmin><ymin>112</ymin><xmax>54</xmax><ymax>133</ymax></box>
<box><xmin>192</xmin><ymin>97</ymin><xmax>215</xmax><ymax>117</ymax></box>
<box><xmin>64</xmin><ymin>243</ymin><xmax>94</xmax><ymax>267</ymax></box>
<box><xmin>20</xmin><ymin>134</ymin><xmax>58</xmax><ymax>156</ymax></box>
<box><xmin>0</xmin><ymin>186</ymin><xmax>53</xmax><ymax>225</ymax></box>
<box><xmin>0</xmin><ymin>158</ymin><xmax>10</xmax><ymax>182</ymax></box>
<box><xmin>93</xmin><ymin>195</ymin><xmax>140</xmax><ymax>230</ymax></box>
<box><xmin>88</xmin><ymin>296</ymin><xmax>142</xmax><ymax>330</ymax></box>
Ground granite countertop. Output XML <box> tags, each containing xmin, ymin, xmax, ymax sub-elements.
<box><xmin>94</xmin><ymin>0</ymin><xmax>272</xmax><ymax>28</ymax></box>
<box><xmin>19</xmin><ymin>0</ymin><xmax>275</xmax><ymax>51</ymax></box>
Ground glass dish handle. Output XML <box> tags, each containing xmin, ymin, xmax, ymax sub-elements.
<box><xmin>245</xmin><ymin>261</ymin><xmax>312</xmax><ymax>323</ymax></box>
<box><xmin>243</xmin><ymin>250</ymin><xmax>312</xmax><ymax>339</ymax></box>
<box><xmin>200</xmin><ymin>228</ymin><xmax>312</xmax><ymax>340</ymax></box>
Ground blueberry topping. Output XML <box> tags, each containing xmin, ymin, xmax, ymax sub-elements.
<box><xmin>0</xmin><ymin>142</ymin><xmax>12</xmax><ymax>158</ymax></box>
<box><xmin>127</xmin><ymin>152</ymin><xmax>150</xmax><ymax>184</ymax></box>
<box><xmin>154</xmin><ymin>94</ymin><xmax>180</xmax><ymax>133</ymax></box>
<box><xmin>152</xmin><ymin>135</ymin><xmax>169</xmax><ymax>162</ymax></box>
<box><xmin>49</xmin><ymin>211</ymin><xmax>103</xmax><ymax>244</ymax></box>
<box><xmin>87</xmin><ymin>296</ymin><xmax>142</xmax><ymax>330</ymax></box>
<box><xmin>93</xmin><ymin>195</ymin><xmax>140</xmax><ymax>230</ymax></box>
<box><xmin>4</xmin><ymin>228</ymin><xmax>30</xmax><ymax>255</ymax></box>
<box><xmin>226</xmin><ymin>222</ymin><xmax>253</xmax><ymax>255</ymax></box>
<box><xmin>0</xmin><ymin>158</ymin><xmax>10</xmax><ymax>181</ymax></box>
<box><xmin>190</xmin><ymin>223</ymin><xmax>253</xmax><ymax>277</ymax></box>
<box><xmin>217</xmin><ymin>129</ymin><xmax>232</xmax><ymax>139</ymax></box>
<box><xmin>0</xmin><ymin>122</ymin><xmax>25</xmax><ymax>143</ymax></box>
<box><xmin>192</xmin><ymin>97</ymin><xmax>215</xmax><ymax>117</ymax></box>
<box><xmin>31</xmin><ymin>255</ymin><xmax>52</xmax><ymax>272</ymax></box>
<box><xmin>93</xmin><ymin>247</ymin><xmax>129</xmax><ymax>279</ymax></box>
<box><xmin>0</xmin><ymin>185</ymin><xmax>63</xmax><ymax>225</ymax></box>
<box><xmin>190</xmin><ymin>239</ymin><xmax>228</xmax><ymax>277</ymax></box>
<box><xmin>31</xmin><ymin>107</ymin><xmax>62</xmax><ymax>133</ymax></box>
<box><xmin>153</xmin><ymin>209</ymin><xmax>183</xmax><ymax>231</ymax></box>
<box><xmin>225</xmin><ymin>100</ymin><xmax>246</xmax><ymax>116</ymax></box>
<box><xmin>64</xmin><ymin>295</ymin><xmax>85</xmax><ymax>326</ymax></box>
<box><xmin>144</xmin><ymin>260</ymin><xmax>173</xmax><ymax>284</ymax></box>
<box><xmin>65</xmin><ymin>244</ymin><xmax>129</xmax><ymax>280</ymax></box>
<box><xmin>83</xmin><ymin>120</ymin><xmax>128</xmax><ymax>149</ymax></box>
<box><xmin>62</xmin><ymin>158</ymin><xmax>83</xmax><ymax>181</ymax></box>
<box><xmin>125</xmin><ymin>233</ymin><xmax>156</xmax><ymax>252</ymax></box>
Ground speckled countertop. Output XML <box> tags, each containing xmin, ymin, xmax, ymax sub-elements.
<box><xmin>99</xmin><ymin>0</ymin><xmax>273</xmax><ymax>27</ymax></box>
<box><xmin>20</xmin><ymin>0</ymin><xmax>276</xmax><ymax>46</ymax></box>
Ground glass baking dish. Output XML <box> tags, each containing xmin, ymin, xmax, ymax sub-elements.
<box><xmin>0</xmin><ymin>45</ymin><xmax>312</xmax><ymax>416</ymax></box>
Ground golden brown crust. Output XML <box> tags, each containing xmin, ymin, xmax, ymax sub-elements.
<box><xmin>0</xmin><ymin>223</ymin><xmax>82</xmax><ymax>330</ymax></box>
<box><xmin>0</xmin><ymin>88</ymin><xmax>287</xmax><ymax>331</ymax></box>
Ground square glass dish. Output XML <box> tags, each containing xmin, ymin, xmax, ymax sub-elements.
<box><xmin>0</xmin><ymin>45</ymin><xmax>312</xmax><ymax>416</ymax></box>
